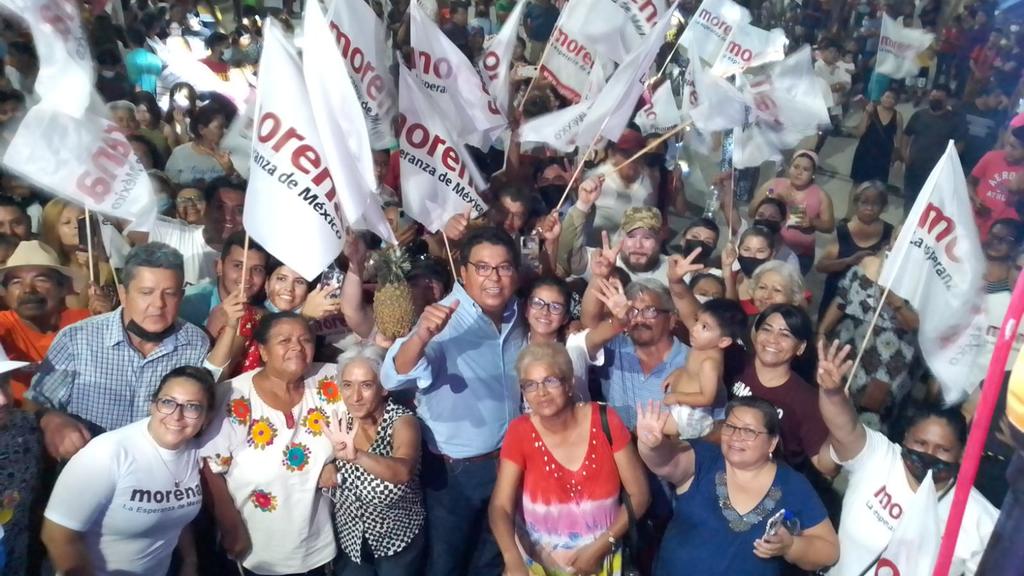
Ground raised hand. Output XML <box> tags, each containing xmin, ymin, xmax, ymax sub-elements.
<box><xmin>413</xmin><ymin>300</ymin><xmax>460</xmax><ymax>343</ymax></box>
<box><xmin>589</xmin><ymin>230</ymin><xmax>621</xmax><ymax>279</ymax></box>
<box><xmin>443</xmin><ymin>207</ymin><xmax>473</xmax><ymax>241</ymax></box>
<box><xmin>343</xmin><ymin>230</ymin><xmax>369</xmax><ymax>276</ymax></box>
<box><xmin>721</xmin><ymin>242</ymin><xmax>738</xmax><ymax>273</ymax></box>
<box><xmin>636</xmin><ymin>400</ymin><xmax>670</xmax><ymax>449</ymax></box>
<box><xmin>594</xmin><ymin>277</ymin><xmax>630</xmax><ymax>321</ymax></box>
<box><xmin>667</xmin><ymin>249</ymin><xmax>706</xmax><ymax>284</ymax></box>
<box><xmin>325</xmin><ymin>412</ymin><xmax>358</xmax><ymax>462</ymax></box>
<box><xmin>575</xmin><ymin>176</ymin><xmax>603</xmax><ymax>211</ymax></box>
<box><xmin>537</xmin><ymin>211</ymin><xmax>562</xmax><ymax>244</ymax></box>
<box><xmin>816</xmin><ymin>339</ymin><xmax>854</xmax><ymax>391</ymax></box>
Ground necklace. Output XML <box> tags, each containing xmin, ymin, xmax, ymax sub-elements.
<box><xmin>149</xmin><ymin>435</ymin><xmax>187</xmax><ymax>489</ymax></box>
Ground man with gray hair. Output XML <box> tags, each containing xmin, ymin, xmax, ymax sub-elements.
<box><xmin>25</xmin><ymin>242</ymin><xmax>236</xmax><ymax>460</ymax></box>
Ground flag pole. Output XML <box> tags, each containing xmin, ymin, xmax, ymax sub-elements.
<box><xmin>237</xmin><ymin>232</ymin><xmax>250</xmax><ymax>336</ymax></box>
<box><xmin>84</xmin><ymin>207</ymin><xmax>95</xmax><ymax>285</ymax></box>
<box><xmin>610</xmin><ymin>121</ymin><xmax>691</xmax><ymax>176</ymax></box>
<box><xmin>441</xmin><ymin>231</ymin><xmax>458</xmax><ymax>284</ymax></box>
<box><xmin>932</xmin><ymin>274</ymin><xmax>1024</xmax><ymax>575</ymax></box>
<box><xmin>517</xmin><ymin>41</ymin><xmax>554</xmax><ymax>114</ymax></box>
<box><xmin>552</xmin><ymin>115</ymin><xmax>614</xmax><ymax>213</ymax></box>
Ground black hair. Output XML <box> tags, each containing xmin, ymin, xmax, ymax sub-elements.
<box><xmin>689</xmin><ymin>271</ymin><xmax>726</xmax><ymax>294</ymax></box>
<box><xmin>725</xmin><ymin>396</ymin><xmax>781</xmax><ymax>437</ymax></box>
<box><xmin>450</xmin><ymin>1</ymin><xmax>469</xmax><ymax>13</ymax></box>
<box><xmin>683</xmin><ymin>217</ymin><xmax>721</xmax><ymax>244</ymax></box>
<box><xmin>1012</xmin><ymin>125</ymin><xmax>1024</xmax><ymax>143</ymax></box>
<box><xmin>753</xmin><ymin>303</ymin><xmax>813</xmax><ymax>345</ymax></box>
<box><xmin>459</xmin><ymin>226</ymin><xmax>521</xmax><ymax>270</ymax></box>
<box><xmin>220</xmin><ymin>230</ymin><xmax>268</xmax><ymax>261</ymax></box>
<box><xmin>205</xmin><ymin>31</ymin><xmax>231</xmax><ymax>51</ymax></box>
<box><xmin>610</xmin><ymin>266</ymin><xmax>631</xmax><ymax>290</ymax></box>
<box><xmin>902</xmin><ymin>403</ymin><xmax>968</xmax><ymax>449</ymax></box>
<box><xmin>253</xmin><ymin>311</ymin><xmax>311</xmax><ymax>345</ymax></box>
<box><xmin>151</xmin><ymin>365</ymin><xmax>217</xmax><ymax>410</ymax></box>
<box><xmin>130</xmin><ymin>91</ymin><xmax>162</xmax><ymax>130</ymax></box>
<box><xmin>95</xmin><ymin>46</ymin><xmax>123</xmax><ymax>68</ymax></box>
<box><xmin>931</xmin><ymin>83</ymin><xmax>952</xmax><ymax>95</ymax></box>
<box><xmin>126</xmin><ymin>25</ymin><xmax>148</xmax><ymax>48</ymax></box>
<box><xmin>740</xmin><ymin>225</ymin><xmax>777</xmax><ymax>251</ymax></box>
<box><xmin>203</xmin><ymin>175</ymin><xmax>246</xmax><ymax>204</ymax></box>
<box><xmin>990</xmin><ymin>218</ymin><xmax>1023</xmax><ymax>246</ymax></box>
<box><xmin>529</xmin><ymin>276</ymin><xmax>572</xmax><ymax>310</ymax></box>
<box><xmin>497</xmin><ymin>185</ymin><xmax>532</xmax><ymax>206</ymax></box>
<box><xmin>7</xmin><ymin>40</ymin><xmax>36</xmax><ymax>61</ymax></box>
<box><xmin>163</xmin><ymin>82</ymin><xmax>198</xmax><ymax>125</ymax></box>
<box><xmin>127</xmin><ymin>133</ymin><xmax>163</xmax><ymax>171</ymax></box>
<box><xmin>0</xmin><ymin>88</ymin><xmax>25</xmax><ymax>107</ymax></box>
<box><xmin>699</xmin><ymin>298</ymin><xmax>747</xmax><ymax>343</ymax></box>
<box><xmin>0</xmin><ymin>196</ymin><xmax>30</xmax><ymax>219</ymax></box>
<box><xmin>754</xmin><ymin>196</ymin><xmax>789</xmax><ymax>220</ymax></box>
<box><xmin>190</xmin><ymin>103</ymin><xmax>227</xmax><ymax>139</ymax></box>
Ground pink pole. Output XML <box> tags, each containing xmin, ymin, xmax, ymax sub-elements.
<box><xmin>932</xmin><ymin>273</ymin><xmax>1024</xmax><ymax>575</ymax></box>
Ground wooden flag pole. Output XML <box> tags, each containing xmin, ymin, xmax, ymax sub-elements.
<box><xmin>84</xmin><ymin>207</ymin><xmax>95</xmax><ymax>285</ymax></box>
<box><xmin>609</xmin><ymin>121</ymin><xmax>691</xmax><ymax>176</ymax></box>
<box><xmin>236</xmin><ymin>232</ymin><xmax>250</xmax><ymax>336</ymax></box>
<box><xmin>441</xmin><ymin>231</ymin><xmax>458</xmax><ymax>284</ymax></box>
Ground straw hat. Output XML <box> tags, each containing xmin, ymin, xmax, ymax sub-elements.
<box><xmin>0</xmin><ymin>241</ymin><xmax>85</xmax><ymax>292</ymax></box>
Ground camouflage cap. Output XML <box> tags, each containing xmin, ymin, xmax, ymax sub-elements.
<box><xmin>621</xmin><ymin>206</ymin><xmax>663</xmax><ymax>233</ymax></box>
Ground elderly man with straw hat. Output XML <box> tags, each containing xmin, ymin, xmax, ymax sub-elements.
<box><xmin>0</xmin><ymin>241</ymin><xmax>101</xmax><ymax>407</ymax></box>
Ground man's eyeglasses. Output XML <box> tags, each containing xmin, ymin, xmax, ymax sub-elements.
<box><xmin>520</xmin><ymin>376</ymin><xmax>564</xmax><ymax>394</ymax></box>
<box><xmin>529</xmin><ymin>297</ymin><xmax>566</xmax><ymax>316</ymax></box>
<box><xmin>627</xmin><ymin>306</ymin><xmax>669</xmax><ymax>320</ymax></box>
<box><xmin>176</xmin><ymin>196</ymin><xmax>206</xmax><ymax>206</ymax></box>
<box><xmin>721</xmin><ymin>422</ymin><xmax>767</xmax><ymax>441</ymax></box>
<box><xmin>468</xmin><ymin>261</ymin><xmax>516</xmax><ymax>278</ymax></box>
<box><xmin>154</xmin><ymin>397</ymin><xmax>206</xmax><ymax>420</ymax></box>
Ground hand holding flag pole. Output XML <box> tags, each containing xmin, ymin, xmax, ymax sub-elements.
<box><xmin>237</xmin><ymin>232</ymin><xmax>250</xmax><ymax>337</ymax></box>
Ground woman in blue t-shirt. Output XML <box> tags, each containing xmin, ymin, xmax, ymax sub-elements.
<box><xmin>636</xmin><ymin>396</ymin><xmax>839</xmax><ymax>575</ymax></box>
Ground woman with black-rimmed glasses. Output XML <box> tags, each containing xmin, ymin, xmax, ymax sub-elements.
<box><xmin>41</xmin><ymin>366</ymin><xmax>216</xmax><ymax>576</ymax></box>
<box><xmin>524</xmin><ymin>277</ymin><xmax>624</xmax><ymax>402</ymax></box>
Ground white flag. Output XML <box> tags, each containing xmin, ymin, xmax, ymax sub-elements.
<box><xmin>679</xmin><ymin>0</ymin><xmax>751</xmax><ymax>65</ymax></box>
<box><xmin>148</xmin><ymin>38</ymin><xmax>253</xmax><ymax>111</ymax></box>
<box><xmin>539</xmin><ymin>4</ymin><xmax>600</xmax><ymax>103</ymax></box>
<box><xmin>576</xmin><ymin>2</ymin><xmax>679</xmax><ymax>146</ymax></box>
<box><xmin>559</xmin><ymin>0</ymin><xmax>669</xmax><ymax>64</ymax></box>
<box><xmin>398</xmin><ymin>67</ymin><xmax>487</xmax><ymax>233</ymax></box>
<box><xmin>519</xmin><ymin>65</ymin><xmax>606</xmax><ymax>152</ymax></box>
<box><xmin>634</xmin><ymin>81</ymin><xmax>681</xmax><ymax>135</ymax></box>
<box><xmin>409</xmin><ymin>0</ymin><xmax>506</xmax><ymax>148</ymax></box>
<box><xmin>0</xmin><ymin>0</ymin><xmax>93</xmax><ymax>117</ymax></box>
<box><xmin>327</xmin><ymin>0</ymin><xmax>396</xmax><ymax>149</ymax></box>
<box><xmin>876</xmin><ymin>14</ymin><xmax>935</xmax><ymax>79</ymax></box>
<box><xmin>244</xmin><ymin>22</ymin><xmax>346</xmax><ymax>280</ymax></box>
<box><xmin>879</xmin><ymin>142</ymin><xmax>987</xmax><ymax>403</ymax></box>
<box><xmin>683</xmin><ymin>48</ymin><xmax>747</xmax><ymax>133</ymax></box>
<box><xmin>479</xmin><ymin>0</ymin><xmax>528</xmax><ymax>115</ymax></box>
<box><xmin>303</xmin><ymin>0</ymin><xmax>396</xmax><ymax>245</ymax></box>
<box><xmin>3</xmin><ymin>105</ymin><xmax>158</xmax><ymax>230</ymax></box>
<box><xmin>874</xmin><ymin>472</ymin><xmax>940</xmax><ymax>576</ymax></box>
<box><xmin>732</xmin><ymin>45</ymin><xmax>831</xmax><ymax>168</ymax></box>
<box><xmin>709</xmin><ymin>22</ymin><xmax>787</xmax><ymax>77</ymax></box>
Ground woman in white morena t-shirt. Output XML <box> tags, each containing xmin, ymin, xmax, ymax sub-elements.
<box><xmin>41</xmin><ymin>366</ymin><xmax>217</xmax><ymax>576</ymax></box>
<box><xmin>815</xmin><ymin>341</ymin><xmax>998</xmax><ymax>576</ymax></box>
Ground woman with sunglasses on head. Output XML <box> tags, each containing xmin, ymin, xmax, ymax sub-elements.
<box><xmin>40</xmin><ymin>366</ymin><xmax>216</xmax><ymax>576</ymax></box>
<box><xmin>636</xmin><ymin>396</ymin><xmax>838</xmax><ymax>575</ymax></box>
<box><xmin>815</xmin><ymin>341</ymin><xmax>998</xmax><ymax>575</ymax></box>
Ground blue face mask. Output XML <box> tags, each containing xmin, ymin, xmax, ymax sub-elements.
<box><xmin>157</xmin><ymin>194</ymin><xmax>173</xmax><ymax>214</ymax></box>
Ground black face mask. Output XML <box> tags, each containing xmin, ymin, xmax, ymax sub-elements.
<box><xmin>902</xmin><ymin>446</ymin><xmax>959</xmax><ymax>485</ymax></box>
<box><xmin>738</xmin><ymin>255</ymin><xmax>769</xmax><ymax>277</ymax></box>
<box><xmin>753</xmin><ymin>218</ymin><xmax>782</xmax><ymax>236</ymax></box>
<box><xmin>681</xmin><ymin>239</ymin><xmax>713</xmax><ymax>264</ymax></box>
<box><xmin>644</xmin><ymin>153</ymin><xmax>666</xmax><ymax>168</ymax></box>
<box><xmin>538</xmin><ymin>185</ymin><xmax>565</xmax><ymax>202</ymax></box>
<box><xmin>125</xmin><ymin>318</ymin><xmax>180</xmax><ymax>343</ymax></box>
<box><xmin>928</xmin><ymin>98</ymin><xmax>946</xmax><ymax>112</ymax></box>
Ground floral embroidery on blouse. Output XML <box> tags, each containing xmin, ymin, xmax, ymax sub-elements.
<box><xmin>250</xmin><ymin>489</ymin><xmax>278</xmax><ymax>512</ymax></box>
<box><xmin>301</xmin><ymin>408</ymin><xmax>329</xmax><ymax>437</ymax></box>
<box><xmin>0</xmin><ymin>489</ymin><xmax>20</xmax><ymax>525</ymax></box>
<box><xmin>316</xmin><ymin>377</ymin><xmax>341</xmax><ymax>404</ymax></box>
<box><xmin>228</xmin><ymin>397</ymin><xmax>251</xmax><ymax>426</ymax></box>
<box><xmin>248</xmin><ymin>418</ymin><xmax>278</xmax><ymax>450</ymax></box>
<box><xmin>282</xmin><ymin>442</ymin><xmax>312</xmax><ymax>472</ymax></box>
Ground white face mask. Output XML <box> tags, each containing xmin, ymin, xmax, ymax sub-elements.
<box><xmin>173</xmin><ymin>94</ymin><xmax>190</xmax><ymax>110</ymax></box>
<box><xmin>99</xmin><ymin>69</ymin><xmax>117</xmax><ymax>78</ymax></box>
<box><xmin>695</xmin><ymin>294</ymin><xmax>713</xmax><ymax>304</ymax></box>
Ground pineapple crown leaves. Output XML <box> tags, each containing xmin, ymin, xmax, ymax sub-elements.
<box><xmin>376</xmin><ymin>245</ymin><xmax>412</xmax><ymax>285</ymax></box>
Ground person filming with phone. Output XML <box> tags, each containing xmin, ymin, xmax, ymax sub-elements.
<box><xmin>636</xmin><ymin>396</ymin><xmax>838</xmax><ymax>575</ymax></box>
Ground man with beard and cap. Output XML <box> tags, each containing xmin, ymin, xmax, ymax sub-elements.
<box><xmin>23</xmin><ymin>242</ymin><xmax>238</xmax><ymax>461</ymax></box>
<box><xmin>0</xmin><ymin>241</ymin><xmax>97</xmax><ymax>407</ymax></box>
<box><xmin>901</xmin><ymin>84</ymin><xmax>967</xmax><ymax>212</ymax></box>
<box><xmin>559</xmin><ymin>205</ymin><xmax>677</xmax><ymax>284</ymax></box>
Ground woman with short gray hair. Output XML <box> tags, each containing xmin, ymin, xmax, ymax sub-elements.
<box><xmin>327</xmin><ymin>341</ymin><xmax>425</xmax><ymax>575</ymax></box>
<box><xmin>748</xmin><ymin>260</ymin><xmax>805</xmax><ymax>314</ymax></box>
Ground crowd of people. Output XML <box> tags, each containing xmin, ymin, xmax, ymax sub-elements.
<box><xmin>0</xmin><ymin>0</ymin><xmax>1022</xmax><ymax>575</ymax></box>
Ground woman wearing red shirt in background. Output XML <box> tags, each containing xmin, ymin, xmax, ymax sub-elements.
<box><xmin>970</xmin><ymin>114</ymin><xmax>1024</xmax><ymax>241</ymax></box>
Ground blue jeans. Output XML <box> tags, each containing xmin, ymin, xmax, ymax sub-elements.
<box><xmin>334</xmin><ymin>531</ymin><xmax>425</xmax><ymax>576</ymax></box>
<box><xmin>420</xmin><ymin>451</ymin><xmax>502</xmax><ymax>576</ymax></box>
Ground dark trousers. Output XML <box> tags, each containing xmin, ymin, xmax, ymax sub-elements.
<box><xmin>420</xmin><ymin>450</ymin><xmax>502</xmax><ymax>576</ymax></box>
<box><xmin>978</xmin><ymin>487</ymin><xmax>1024</xmax><ymax>574</ymax></box>
<box><xmin>334</xmin><ymin>531</ymin><xmax>425</xmax><ymax>576</ymax></box>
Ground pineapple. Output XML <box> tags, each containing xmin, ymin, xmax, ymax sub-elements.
<box><xmin>373</xmin><ymin>245</ymin><xmax>416</xmax><ymax>340</ymax></box>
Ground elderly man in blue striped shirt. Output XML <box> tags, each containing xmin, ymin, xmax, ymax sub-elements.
<box><xmin>382</xmin><ymin>226</ymin><xmax>526</xmax><ymax>576</ymax></box>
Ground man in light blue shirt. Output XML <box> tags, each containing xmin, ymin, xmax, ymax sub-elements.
<box><xmin>382</xmin><ymin>227</ymin><xmax>525</xmax><ymax>576</ymax></box>
<box><xmin>178</xmin><ymin>231</ymin><xmax>267</xmax><ymax>327</ymax></box>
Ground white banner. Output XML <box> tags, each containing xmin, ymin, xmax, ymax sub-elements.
<box><xmin>410</xmin><ymin>0</ymin><xmax>506</xmax><ymax>149</ymax></box>
<box><xmin>244</xmin><ymin>22</ymin><xmax>346</xmax><ymax>280</ymax></box>
<box><xmin>303</xmin><ymin>0</ymin><xmax>395</xmax><ymax>245</ymax></box>
<box><xmin>874</xmin><ymin>472</ymin><xmax>940</xmax><ymax>576</ymax></box>
<box><xmin>539</xmin><ymin>4</ymin><xmax>599</xmax><ymax>103</ymax></box>
<box><xmin>479</xmin><ymin>0</ymin><xmax>528</xmax><ymax>115</ymax></box>
<box><xmin>148</xmin><ymin>38</ymin><xmax>254</xmax><ymax>111</ymax></box>
<box><xmin>634</xmin><ymin>81</ymin><xmax>681</xmax><ymax>135</ymax></box>
<box><xmin>520</xmin><ymin>65</ymin><xmax>606</xmax><ymax>152</ymax></box>
<box><xmin>709</xmin><ymin>22</ymin><xmax>787</xmax><ymax>77</ymax></box>
<box><xmin>679</xmin><ymin>0</ymin><xmax>751</xmax><ymax>65</ymax></box>
<box><xmin>0</xmin><ymin>0</ymin><xmax>93</xmax><ymax>116</ymax></box>
<box><xmin>684</xmin><ymin>48</ymin><xmax>747</xmax><ymax>133</ymax></box>
<box><xmin>398</xmin><ymin>67</ymin><xmax>487</xmax><ymax>233</ymax></box>
<box><xmin>562</xmin><ymin>0</ymin><xmax>669</xmax><ymax>64</ymax></box>
<box><xmin>327</xmin><ymin>0</ymin><xmax>396</xmax><ymax>149</ymax></box>
<box><xmin>733</xmin><ymin>45</ymin><xmax>831</xmax><ymax>168</ymax></box>
<box><xmin>879</xmin><ymin>142</ymin><xmax>987</xmax><ymax>403</ymax></box>
<box><xmin>876</xmin><ymin>14</ymin><xmax>935</xmax><ymax>79</ymax></box>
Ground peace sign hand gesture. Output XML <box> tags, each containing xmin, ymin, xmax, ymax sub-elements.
<box><xmin>326</xmin><ymin>412</ymin><xmax>359</xmax><ymax>463</ymax></box>
<box><xmin>589</xmin><ymin>230</ymin><xmax>621</xmax><ymax>279</ymax></box>
<box><xmin>816</xmin><ymin>339</ymin><xmax>854</xmax><ymax>392</ymax></box>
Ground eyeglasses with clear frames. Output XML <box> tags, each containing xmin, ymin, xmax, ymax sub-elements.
<box><xmin>721</xmin><ymin>422</ymin><xmax>767</xmax><ymax>441</ymax></box>
<box><xmin>176</xmin><ymin>196</ymin><xmax>206</xmax><ymax>206</ymax></box>
<box><xmin>154</xmin><ymin>397</ymin><xmax>206</xmax><ymax>420</ymax></box>
<box><xmin>529</xmin><ymin>297</ymin><xmax>566</xmax><ymax>316</ymax></box>
<box><xmin>627</xmin><ymin>306</ymin><xmax>669</xmax><ymax>320</ymax></box>
<box><xmin>468</xmin><ymin>261</ymin><xmax>517</xmax><ymax>278</ymax></box>
<box><xmin>520</xmin><ymin>376</ymin><xmax>564</xmax><ymax>394</ymax></box>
